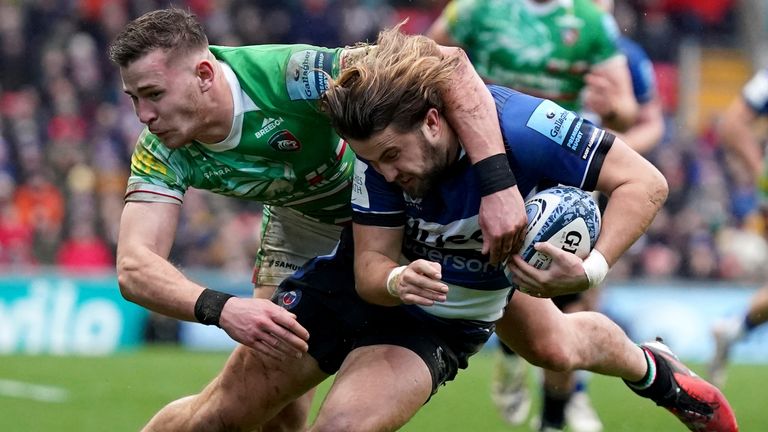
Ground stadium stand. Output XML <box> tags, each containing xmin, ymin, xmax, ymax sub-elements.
<box><xmin>0</xmin><ymin>0</ymin><xmax>763</xmax><ymax>283</ymax></box>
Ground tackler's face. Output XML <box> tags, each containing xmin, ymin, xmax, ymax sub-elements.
<box><xmin>120</xmin><ymin>49</ymin><xmax>204</xmax><ymax>149</ymax></box>
<box><xmin>348</xmin><ymin>109</ymin><xmax>454</xmax><ymax>198</ymax></box>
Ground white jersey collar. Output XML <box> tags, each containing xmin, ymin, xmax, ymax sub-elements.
<box><xmin>523</xmin><ymin>0</ymin><xmax>571</xmax><ymax>15</ymax></box>
<box><xmin>196</xmin><ymin>61</ymin><xmax>258</xmax><ymax>152</ymax></box>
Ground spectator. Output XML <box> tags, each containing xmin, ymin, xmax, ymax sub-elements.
<box><xmin>56</xmin><ymin>218</ymin><xmax>114</xmax><ymax>271</ymax></box>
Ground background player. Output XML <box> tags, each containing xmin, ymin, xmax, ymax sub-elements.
<box><xmin>709</xmin><ymin>67</ymin><xmax>768</xmax><ymax>389</ymax></box>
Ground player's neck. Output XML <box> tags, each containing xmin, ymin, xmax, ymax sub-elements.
<box><xmin>195</xmin><ymin>66</ymin><xmax>235</xmax><ymax>144</ymax></box>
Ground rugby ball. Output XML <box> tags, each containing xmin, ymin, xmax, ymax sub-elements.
<box><xmin>506</xmin><ymin>186</ymin><xmax>601</xmax><ymax>280</ymax></box>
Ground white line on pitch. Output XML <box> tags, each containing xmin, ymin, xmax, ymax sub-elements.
<box><xmin>0</xmin><ymin>379</ymin><xmax>70</xmax><ymax>403</ymax></box>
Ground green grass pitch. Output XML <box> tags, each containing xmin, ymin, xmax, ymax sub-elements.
<box><xmin>0</xmin><ymin>346</ymin><xmax>763</xmax><ymax>431</ymax></box>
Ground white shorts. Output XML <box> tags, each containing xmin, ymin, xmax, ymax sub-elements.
<box><xmin>252</xmin><ymin>205</ymin><xmax>344</xmax><ymax>288</ymax></box>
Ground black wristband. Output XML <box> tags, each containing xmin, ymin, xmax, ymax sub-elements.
<box><xmin>473</xmin><ymin>153</ymin><xmax>517</xmax><ymax>196</ymax></box>
<box><xmin>194</xmin><ymin>289</ymin><xmax>234</xmax><ymax>327</ymax></box>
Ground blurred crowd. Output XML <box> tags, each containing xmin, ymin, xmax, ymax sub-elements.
<box><xmin>0</xmin><ymin>0</ymin><xmax>765</xmax><ymax>283</ymax></box>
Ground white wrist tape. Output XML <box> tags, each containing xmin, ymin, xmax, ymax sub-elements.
<box><xmin>386</xmin><ymin>266</ymin><xmax>407</xmax><ymax>297</ymax></box>
<box><xmin>582</xmin><ymin>249</ymin><xmax>609</xmax><ymax>288</ymax></box>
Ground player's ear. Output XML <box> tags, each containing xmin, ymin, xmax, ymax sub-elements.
<box><xmin>422</xmin><ymin>108</ymin><xmax>441</xmax><ymax>140</ymax></box>
<box><xmin>197</xmin><ymin>59</ymin><xmax>215</xmax><ymax>92</ymax></box>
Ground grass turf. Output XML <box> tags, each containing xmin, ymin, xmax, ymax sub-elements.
<box><xmin>0</xmin><ymin>345</ymin><xmax>762</xmax><ymax>431</ymax></box>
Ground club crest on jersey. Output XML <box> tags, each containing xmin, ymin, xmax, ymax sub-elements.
<box><xmin>561</xmin><ymin>28</ymin><xmax>580</xmax><ymax>46</ymax></box>
<box><xmin>268</xmin><ymin>130</ymin><xmax>301</xmax><ymax>151</ymax></box>
<box><xmin>278</xmin><ymin>290</ymin><xmax>302</xmax><ymax>310</ymax></box>
<box><xmin>557</xmin><ymin>15</ymin><xmax>583</xmax><ymax>46</ymax></box>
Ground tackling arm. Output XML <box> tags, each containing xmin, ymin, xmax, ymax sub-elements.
<box><xmin>436</xmin><ymin>44</ymin><xmax>527</xmax><ymax>263</ymax></box>
<box><xmin>116</xmin><ymin>201</ymin><xmax>199</xmax><ymax>320</ymax></box>
<box><xmin>340</xmin><ymin>39</ymin><xmax>527</xmax><ymax>263</ymax></box>
<box><xmin>116</xmin><ymin>201</ymin><xmax>308</xmax><ymax>357</ymax></box>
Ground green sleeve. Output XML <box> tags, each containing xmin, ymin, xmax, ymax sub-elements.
<box><xmin>126</xmin><ymin>129</ymin><xmax>189</xmax><ymax>201</ymax></box>
<box><xmin>590</xmin><ymin>12</ymin><xmax>622</xmax><ymax>66</ymax></box>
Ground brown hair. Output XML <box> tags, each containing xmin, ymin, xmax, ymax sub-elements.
<box><xmin>108</xmin><ymin>8</ymin><xmax>208</xmax><ymax>67</ymax></box>
<box><xmin>322</xmin><ymin>25</ymin><xmax>460</xmax><ymax>140</ymax></box>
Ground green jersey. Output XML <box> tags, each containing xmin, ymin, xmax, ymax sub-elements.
<box><xmin>443</xmin><ymin>0</ymin><xmax>621</xmax><ymax>110</ymax></box>
<box><xmin>126</xmin><ymin>45</ymin><xmax>354</xmax><ymax>224</ymax></box>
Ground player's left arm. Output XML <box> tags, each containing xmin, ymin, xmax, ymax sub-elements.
<box><xmin>508</xmin><ymin>137</ymin><xmax>667</xmax><ymax>295</ymax></box>
<box><xmin>353</xmin><ymin>223</ymin><xmax>448</xmax><ymax>307</ymax></box>
<box><xmin>592</xmin><ymin>136</ymin><xmax>668</xmax><ymax>265</ymax></box>
<box><xmin>436</xmin><ymin>44</ymin><xmax>527</xmax><ymax>265</ymax></box>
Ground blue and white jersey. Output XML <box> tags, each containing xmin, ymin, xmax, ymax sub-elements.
<box><xmin>620</xmin><ymin>37</ymin><xmax>656</xmax><ymax>105</ymax></box>
<box><xmin>742</xmin><ymin>68</ymin><xmax>768</xmax><ymax>115</ymax></box>
<box><xmin>352</xmin><ymin>86</ymin><xmax>614</xmax><ymax>322</ymax></box>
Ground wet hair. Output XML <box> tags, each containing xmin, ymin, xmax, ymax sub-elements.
<box><xmin>322</xmin><ymin>24</ymin><xmax>460</xmax><ymax>141</ymax></box>
<box><xmin>108</xmin><ymin>8</ymin><xmax>208</xmax><ymax>67</ymax></box>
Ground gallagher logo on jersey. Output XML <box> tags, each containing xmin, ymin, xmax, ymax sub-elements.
<box><xmin>268</xmin><ymin>130</ymin><xmax>301</xmax><ymax>151</ymax></box>
<box><xmin>286</xmin><ymin>49</ymin><xmax>335</xmax><ymax>101</ymax></box>
<box><xmin>527</xmin><ymin>100</ymin><xmax>579</xmax><ymax>152</ymax></box>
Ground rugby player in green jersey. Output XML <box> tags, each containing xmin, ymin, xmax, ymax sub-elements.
<box><xmin>109</xmin><ymin>7</ymin><xmax>527</xmax><ymax>432</ymax></box>
<box><xmin>427</xmin><ymin>1</ymin><xmax>646</xmax><ymax>430</ymax></box>
<box><xmin>427</xmin><ymin>0</ymin><xmax>638</xmax><ymax>133</ymax></box>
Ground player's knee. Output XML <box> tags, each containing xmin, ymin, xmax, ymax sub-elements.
<box><xmin>523</xmin><ymin>340</ymin><xmax>576</xmax><ymax>372</ymax></box>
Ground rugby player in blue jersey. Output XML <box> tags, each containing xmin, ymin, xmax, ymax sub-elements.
<box><xmin>301</xmin><ymin>27</ymin><xmax>735</xmax><ymax>432</ymax></box>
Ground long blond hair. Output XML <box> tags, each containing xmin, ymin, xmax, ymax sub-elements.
<box><xmin>323</xmin><ymin>24</ymin><xmax>460</xmax><ymax>140</ymax></box>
